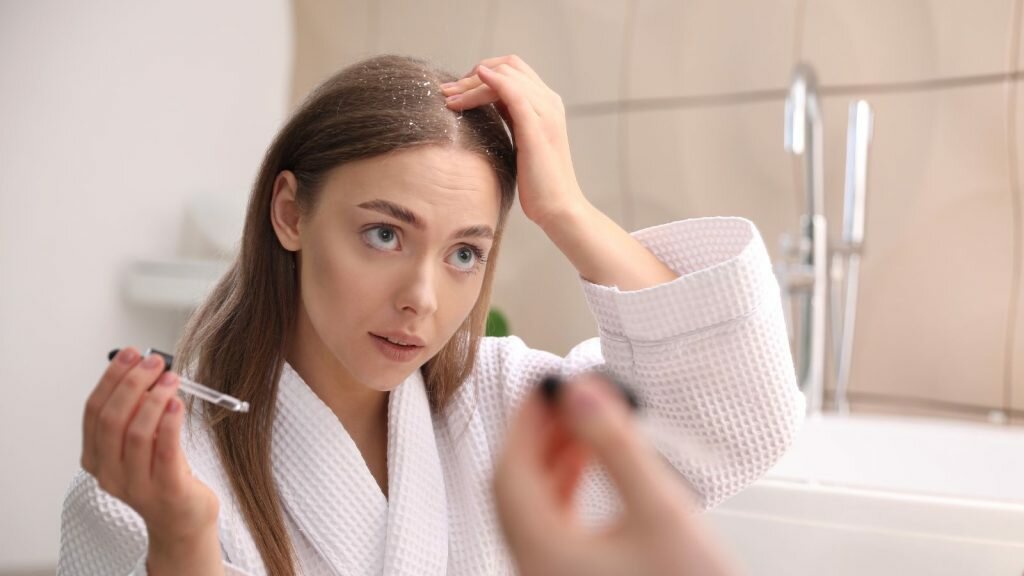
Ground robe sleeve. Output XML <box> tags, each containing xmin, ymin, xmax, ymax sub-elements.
<box><xmin>478</xmin><ymin>217</ymin><xmax>805</xmax><ymax>510</ymax></box>
<box><xmin>58</xmin><ymin>469</ymin><xmax>254</xmax><ymax>575</ymax></box>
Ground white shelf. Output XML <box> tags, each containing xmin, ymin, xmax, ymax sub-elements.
<box><xmin>124</xmin><ymin>259</ymin><xmax>231</xmax><ymax>309</ymax></box>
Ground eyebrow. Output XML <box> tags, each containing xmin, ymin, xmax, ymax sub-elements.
<box><xmin>356</xmin><ymin>199</ymin><xmax>495</xmax><ymax>240</ymax></box>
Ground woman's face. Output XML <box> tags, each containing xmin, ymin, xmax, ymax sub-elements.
<box><xmin>275</xmin><ymin>145</ymin><xmax>502</xmax><ymax>393</ymax></box>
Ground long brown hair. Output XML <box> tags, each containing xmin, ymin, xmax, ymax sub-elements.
<box><xmin>175</xmin><ymin>54</ymin><xmax>516</xmax><ymax>575</ymax></box>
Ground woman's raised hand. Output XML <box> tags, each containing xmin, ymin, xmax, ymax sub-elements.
<box><xmin>441</xmin><ymin>55</ymin><xmax>589</xmax><ymax>229</ymax></box>
<box><xmin>80</xmin><ymin>347</ymin><xmax>223</xmax><ymax>570</ymax></box>
<box><xmin>493</xmin><ymin>373</ymin><xmax>738</xmax><ymax>576</ymax></box>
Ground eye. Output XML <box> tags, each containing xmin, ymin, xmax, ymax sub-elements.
<box><xmin>448</xmin><ymin>244</ymin><xmax>488</xmax><ymax>273</ymax></box>
<box><xmin>362</xmin><ymin>225</ymin><xmax>400</xmax><ymax>251</ymax></box>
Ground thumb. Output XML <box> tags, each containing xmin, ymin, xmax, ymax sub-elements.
<box><xmin>560</xmin><ymin>374</ymin><xmax>680</xmax><ymax>518</ymax></box>
<box><xmin>493</xmin><ymin>392</ymin><xmax>562</xmax><ymax>543</ymax></box>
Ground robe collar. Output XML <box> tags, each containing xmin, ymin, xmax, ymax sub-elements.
<box><xmin>189</xmin><ymin>363</ymin><xmax>449</xmax><ymax>575</ymax></box>
<box><xmin>273</xmin><ymin>362</ymin><xmax>449</xmax><ymax>575</ymax></box>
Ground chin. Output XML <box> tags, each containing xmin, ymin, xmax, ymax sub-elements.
<box><xmin>357</xmin><ymin>367</ymin><xmax>415</xmax><ymax>393</ymax></box>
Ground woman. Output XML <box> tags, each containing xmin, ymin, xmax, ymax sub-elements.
<box><xmin>59</xmin><ymin>54</ymin><xmax>804</xmax><ymax>575</ymax></box>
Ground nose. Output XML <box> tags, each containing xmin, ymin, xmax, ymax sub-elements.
<box><xmin>395</xmin><ymin>259</ymin><xmax>439</xmax><ymax>317</ymax></box>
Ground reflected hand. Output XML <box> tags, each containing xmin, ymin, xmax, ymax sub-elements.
<box><xmin>441</xmin><ymin>55</ymin><xmax>589</xmax><ymax>229</ymax></box>
<box><xmin>493</xmin><ymin>373</ymin><xmax>737</xmax><ymax>576</ymax></box>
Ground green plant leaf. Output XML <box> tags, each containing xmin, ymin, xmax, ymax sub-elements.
<box><xmin>486</xmin><ymin>307</ymin><xmax>510</xmax><ymax>337</ymax></box>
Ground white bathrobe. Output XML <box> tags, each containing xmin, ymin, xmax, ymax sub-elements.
<box><xmin>59</xmin><ymin>217</ymin><xmax>806</xmax><ymax>575</ymax></box>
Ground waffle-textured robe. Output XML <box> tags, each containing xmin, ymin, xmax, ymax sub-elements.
<box><xmin>59</xmin><ymin>217</ymin><xmax>805</xmax><ymax>575</ymax></box>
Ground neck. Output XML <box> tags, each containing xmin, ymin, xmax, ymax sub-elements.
<box><xmin>287</xmin><ymin>300</ymin><xmax>390</xmax><ymax>444</ymax></box>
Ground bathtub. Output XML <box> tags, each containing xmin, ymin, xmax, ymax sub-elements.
<box><xmin>706</xmin><ymin>414</ymin><xmax>1024</xmax><ymax>575</ymax></box>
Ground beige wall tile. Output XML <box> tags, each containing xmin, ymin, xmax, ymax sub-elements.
<box><xmin>802</xmin><ymin>0</ymin><xmax>1016</xmax><ymax>87</ymax></box>
<box><xmin>292</xmin><ymin>0</ymin><xmax>492</xmax><ymax>105</ymax></box>
<box><xmin>820</xmin><ymin>84</ymin><xmax>1014</xmax><ymax>409</ymax></box>
<box><xmin>623</xmin><ymin>101</ymin><xmax>799</xmax><ymax>262</ymax></box>
<box><xmin>1017</xmin><ymin>9</ymin><xmax>1024</xmax><ymax>71</ymax></box>
<box><xmin>626</xmin><ymin>0</ymin><xmax>798</xmax><ymax>100</ymax></box>
<box><xmin>489</xmin><ymin>208</ymin><xmax>598</xmax><ymax>357</ymax></box>
<box><xmin>566</xmin><ymin>113</ymin><xmax>628</xmax><ymax>225</ymax></box>
<box><xmin>831</xmin><ymin>392</ymin><xmax>1002</xmax><ymax>425</ymax></box>
<box><xmin>488</xmin><ymin>0</ymin><xmax>630</xmax><ymax>106</ymax></box>
<box><xmin>291</xmin><ymin>0</ymin><xmax>376</xmax><ymax>107</ymax></box>
<box><xmin>375</xmin><ymin>0</ymin><xmax>492</xmax><ymax>76</ymax></box>
<box><xmin>490</xmin><ymin>114</ymin><xmax>623</xmax><ymax>356</ymax></box>
<box><xmin>1011</xmin><ymin>81</ymin><xmax>1024</xmax><ymax>412</ymax></box>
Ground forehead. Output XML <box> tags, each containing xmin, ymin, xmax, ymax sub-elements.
<box><xmin>320</xmin><ymin>145</ymin><xmax>501</xmax><ymax>226</ymax></box>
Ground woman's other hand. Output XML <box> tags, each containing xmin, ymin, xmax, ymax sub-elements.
<box><xmin>441</xmin><ymin>55</ymin><xmax>588</xmax><ymax>229</ymax></box>
<box><xmin>80</xmin><ymin>347</ymin><xmax>222</xmax><ymax>569</ymax></box>
<box><xmin>493</xmin><ymin>373</ymin><xmax>738</xmax><ymax>576</ymax></box>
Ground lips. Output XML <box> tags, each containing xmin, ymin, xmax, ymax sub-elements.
<box><xmin>370</xmin><ymin>332</ymin><xmax>424</xmax><ymax>362</ymax></box>
<box><xmin>369</xmin><ymin>332</ymin><xmax>425</xmax><ymax>348</ymax></box>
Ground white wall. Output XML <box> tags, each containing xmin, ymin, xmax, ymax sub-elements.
<box><xmin>0</xmin><ymin>1</ymin><xmax>292</xmax><ymax>569</ymax></box>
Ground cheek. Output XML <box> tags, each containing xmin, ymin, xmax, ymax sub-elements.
<box><xmin>433</xmin><ymin>275</ymin><xmax>486</xmax><ymax>342</ymax></box>
<box><xmin>301</xmin><ymin>239</ymin><xmax>377</xmax><ymax>336</ymax></box>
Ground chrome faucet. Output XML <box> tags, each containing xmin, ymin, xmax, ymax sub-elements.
<box><xmin>832</xmin><ymin>100</ymin><xmax>873</xmax><ymax>415</ymax></box>
<box><xmin>781</xmin><ymin>63</ymin><xmax>828</xmax><ymax>415</ymax></box>
<box><xmin>778</xmin><ymin>62</ymin><xmax>873</xmax><ymax>416</ymax></box>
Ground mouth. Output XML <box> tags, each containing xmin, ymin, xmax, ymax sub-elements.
<box><xmin>369</xmin><ymin>332</ymin><xmax>425</xmax><ymax>362</ymax></box>
<box><xmin>369</xmin><ymin>332</ymin><xmax>425</xmax><ymax>348</ymax></box>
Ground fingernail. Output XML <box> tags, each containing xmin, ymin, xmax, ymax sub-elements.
<box><xmin>611</xmin><ymin>378</ymin><xmax>640</xmax><ymax>411</ymax></box>
<box><xmin>440</xmin><ymin>82</ymin><xmax>457</xmax><ymax>90</ymax></box>
<box><xmin>446</xmin><ymin>93</ymin><xmax>461</xmax><ymax>102</ymax></box>
<box><xmin>591</xmin><ymin>370</ymin><xmax>639</xmax><ymax>411</ymax></box>
<box><xmin>539</xmin><ymin>374</ymin><xmax>563</xmax><ymax>404</ymax></box>
<box><xmin>142</xmin><ymin>354</ymin><xmax>161</xmax><ymax>369</ymax></box>
<box><xmin>166</xmin><ymin>398</ymin><xmax>180</xmax><ymax>413</ymax></box>
<box><xmin>118</xmin><ymin>348</ymin><xmax>137</xmax><ymax>364</ymax></box>
<box><xmin>567</xmin><ymin>382</ymin><xmax>600</xmax><ymax>417</ymax></box>
<box><xmin>148</xmin><ymin>348</ymin><xmax>174</xmax><ymax>372</ymax></box>
<box><xmin>158</xmin><ymin>372</ymin><xmax>178</xmax><ymax>387</ymax></box>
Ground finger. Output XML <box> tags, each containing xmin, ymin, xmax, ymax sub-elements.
<box><xmin>443</xmin><ymin>55</ymin><xmax>545</xmax><ymax>96</ymax></box>
<box><xmin>152</xmin><ymin>396</ymin><xmax>189</xmax><ymax>493</ymax></box>
<box><xmin>550</xmin><ymin>442</ymin><xmax>590</xmax><ymax>508</ymax></box>
<box><xmin>444</xmin><ymin>72</ymin><xmax>534</xmax><ymax>119</ymax></box>
<box><xmin>95</xmin><ymin>353</ymin><xmax>166</xmax><ymax>485</ymax></box>
<box><xmin>475</xmin><ymin>55</ymin><xmax>544</xmax><ymax>84</ymax></box>
<box><xmin>481</xmin><ymin>63</ymin><xmax>552</xmax><ymax>116</ymax></box>
<box><xmin>83</xmin><ymin>347</ymin><xmax>142</xmax><ymax>471</ymax></box>
<box><xmin>445</xmin><ymin>81</ymin><xmax>500</xmax><ymax>111</ymax></box>
<box><xmin>542</xmin><ymin>415</ymin><xmax>573</xmax><ymax>468</ymax></box>
<box><xmin>439</xmin><ymin>74</ymin><xmax>484</xmax><ymax>96</ymax></box>
<box><xmin>494</xmin><ymin>391</ymin><xmax>563</xmax><ymax>539</ymax></box>
<box><xmin>474</xmin><ymin>65</ymin><xmax>540</xmax><ymax>128</ymax></box>
<box><xmin>499</xmin><ymin>391</ymin><xmax>552</xmax><ymax>477</ymax></box>
<box><xmin>443</xmin><ymin>78</ymin><xmax>518</xmax><ymax>140</ymax></box>
<box><xmin>123</xmin><ymin>372</ymin><xmax>179</xmax><ymax>492</ymax></box>
<box><xmin>541</xmin><ymin>417</ymin><xmax>574</xmax><ymax>498</ymax></box>
<box><xmin>560</xmin><ymin>374</ymin><xmax>678</xmax><ymax>518</ymax></box>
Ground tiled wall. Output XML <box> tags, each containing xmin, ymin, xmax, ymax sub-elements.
<box><xmin>291</xmin><ymin>0</ymin><xmax>1024</xmax><ymax>422</ymax></box>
